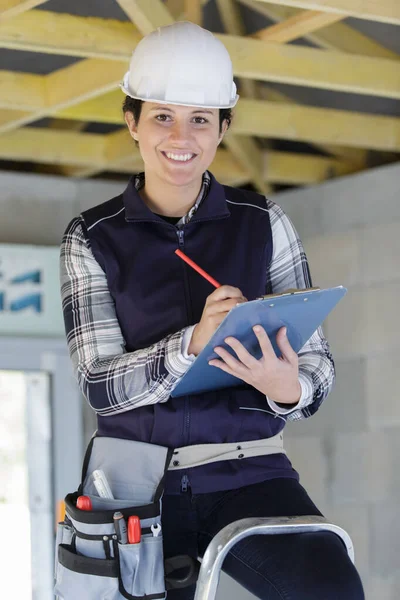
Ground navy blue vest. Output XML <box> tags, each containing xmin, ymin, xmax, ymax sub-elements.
<box><xmin>81</xmin><ymin>173</ymin><xmax>297</xmax><ymax>494</ymax></box>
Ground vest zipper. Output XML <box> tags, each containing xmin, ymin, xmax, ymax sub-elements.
<box><xmin>181</xmin><ymin>474</ymin><xmax>190</xmax><ymax>493</ymax></box>
<box><xmin>176</xmin><ymin>227</ymin><xmax>192</xmax><ymax>493</ymax></box>
<box><xmin>176</xmin><ymin>227</ymin><xmax>192</xmax><ymax>323</ymax></box>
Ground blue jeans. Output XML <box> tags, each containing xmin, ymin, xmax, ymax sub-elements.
<box><xmin>161</xmin><ymin>478</ymin><xmax>364</xmax><ymax>600</ymax></box>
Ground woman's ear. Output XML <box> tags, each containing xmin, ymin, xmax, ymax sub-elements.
<box><xmin>217</xmin><ymin>119</ymin><xmax>229</xmax><ymax>146</ymax></box>
<box><xmin>124</xmin><ymin>111</ymin><xmax>139</xmax><ymax>141</ymax></box>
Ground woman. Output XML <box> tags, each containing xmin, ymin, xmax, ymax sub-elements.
<box><xmin>60</xmin><ymin>21</ymin><xmax>364</xmax><ymax>600</ymax></box>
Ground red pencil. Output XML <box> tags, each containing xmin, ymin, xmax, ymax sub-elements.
<box><xmin>175</xmin><ymin>249</ymin><xmax>221</xmax><ymax>288</ymax></box>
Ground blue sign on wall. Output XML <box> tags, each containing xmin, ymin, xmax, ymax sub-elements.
<box><xmin>0</xmin><ymin>269</ymin><xmax>43</xmax><ymax>313</ymax></box>
<box><xmin>0</xmin><ymin>245</ymin><xmax>64</xmax><ymax>336</ymax></box>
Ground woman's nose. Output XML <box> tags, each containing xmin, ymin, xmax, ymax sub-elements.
<box><xmin>169</xmin><ymin>121</ymin><xmax>190</xmax><ymax>142</ymax></box>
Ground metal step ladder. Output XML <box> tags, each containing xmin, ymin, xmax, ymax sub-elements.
<box><xmin>194</xmin><ymin>515</ymin><xmax>354</xmax><ymax>600</ymax></box>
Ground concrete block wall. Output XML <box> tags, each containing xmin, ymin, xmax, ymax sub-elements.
<box><xmin>273</xmin><ymin>162</ymin><xmax>400</xmax><ymax>599</ymax></box>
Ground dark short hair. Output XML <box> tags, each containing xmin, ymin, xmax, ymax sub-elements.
<box><xmin>122</xmin><ymin>96</ymin><xmax>232</xmax><ymax>134</ymax></box>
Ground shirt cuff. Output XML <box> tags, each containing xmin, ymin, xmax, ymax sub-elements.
<box><xmin>181</xmin><ymin>325</ymin><xmax>197</xmax><ymax>361</ymax></box>
<box><xmin>266</xmin><ymin>373</ymin><xmax>313</xmax><ymax>415</ymax></box>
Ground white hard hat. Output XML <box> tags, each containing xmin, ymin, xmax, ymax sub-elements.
<box><xmin>121</xmin><ymin>21</ymin><xmax>239</xmax><ymax>109</ymax></box>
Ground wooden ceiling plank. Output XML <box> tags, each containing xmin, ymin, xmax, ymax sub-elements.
<box><xmin>207</xmin><ymin>149</ymin><xmax>250</xmax><ymax>186</ymax></box>
<box><xmin>245</xmin><ymin>7</ymin><xmax>365</xmax><ymax>166</ymax></box>
<box><xmin>255</xmin><ymin>0</ymin><xmax>400</xmax><ymax>26</ymax></box>
<box><xmin>309</xmin><ymin>20</ymin><xmax>400</xmax><ymax>59</ymax></box>
<box><xmin>252</xmin><ymin>10</ymin><xmax>343</xmax><ymax>43</ymax></box>
<box><xmin>238</xmin><ymin>0</ymin><xmax>398</xmax><ymax>165</ymax></box>
<box><xmin>0</xmin><ymin>0</ymin><xmax>48</xmax><ymax>20</ymax></box>
<box><xmin>63</xmin><ymin>130</ymin><xmax>142</xmax><ymax>178</ymax></box>
<box><xmin>105</xmin><ymin>129</ymin><xmax>139</xmax><ymax>164</ymax></box>
<box><xmin>216</xmin><ymin>0</ymin><xmax>246</xmax><ymax>37</ymax></box>
<box><xmin>216</xmin><ymin>0</ymin><xmax>268</xmax><ymax>194</ymax></box>
<box><xmin>170</xmin><ymin>0</ymin><xmax>208</xmax><ymax>21</ymax></box>
<box><xmin>164</xmin><ymin>0</ymin><xmax>185</xmax><ymax>18</ymax></box>
<box><xmin>54</xmin><ymin>93</ymin><xmax>400</xmax><ymax>153</ymax></box>
<box><xmin>265</xmin><ymin>150</ymin><xmax>356</xmax><ymax>184</ymax></box>
<box><xmin>0</xmin><ymin>10</ymin><xmax>140</xmax><ymax>59</ymax></box>
<box><xmin>0</xmin><ymin>108</ymin><xmax>32</xmax><ymax>128</ymax></box>
<box><xmin>222</xmin><ymin>34</ymin><xmax>400</xmax><ymax>100</ymax></box>
<box><xmin>1</xmin><ymin>11</ymin><xmax>399</xmax><ymax>99</ymax></box>
<box><xmin>57</xmin><ymin>91</ymin><xmax>123</xmax><ymax>124</ymax></box>
<box><xmin>0</xmin><ymin>70</ymin><xmax>45</xmax><ymax>111</ymax></box>
<box><xmin>44</xmin><ymin>59</ymin><xmax>126</xmax><ymax>110</ymax></box>
<box><xmin>0</xmin><ymin>59</ymin><xmax>127</xmax><ymax>135</ymax></box>
<box><xmin>244</xmin><ymin>7</ymin><xmax>359</xmax><ymax>178</ymax></box>
<box><xmin>224</xmin><ymin>133</ymin><xmax>272</xmax><ymax>194</ymax></box>
<box><xmin>216</xmin><ymin>0</ymin><xmax>257</xmax><ymax>98</ymax></box>
<box><xmin>260</xmin><ymin>86</ymin><xmax>367</xmax><ymax>165</ymax></box>
<box><xmin>238</xmin><ymin>0</ymin><xmax>400</xmax><ymax>60</ymax></box>
<box><xmin>115</xmin><ymin>0</ymin><xmax>174</xmax><ymax>35</ymax></box>
<box><xmin>0</xmin><ymin>128</ymin><xmax>105</xmax><ymax>166</ymax></box>
<box><xmin>234</xmin><ymin>99</ymin><xmax>400</xmax><ymax>153</ymax></box>
<box><xmin>0</xmin><ymin>126</ymin><xmax>361</xmax><ymax>186</ymax></box>
<box><xmin>184</xmin><ymin>0</ymin><xmax>202</xmax><ymax>25</ymax></box>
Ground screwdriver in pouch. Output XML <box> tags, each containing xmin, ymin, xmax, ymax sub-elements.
<box><xmin>113</xmin><ymin>512</ymin><xmax>128</xmax><ymax>544</ymax></box>
<box><xmin>128</xmin><ymin>516</ymin><xmax>141</xmax><ymax>544</ymax></box>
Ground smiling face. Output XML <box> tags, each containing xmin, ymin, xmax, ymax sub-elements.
<box><xmin>125</xmin><ymin>102</ymin><xmax>228</xmax><ymax>188</ymax></box>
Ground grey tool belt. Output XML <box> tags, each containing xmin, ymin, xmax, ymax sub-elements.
<box><xmin>54</xmin><ymin>433</ymin><xmax>285</xmax><ymax>600</ymax></box>
<box><xmin>169</xmin><ymin>432</ymin><xmax>285</xmax><ymax>470</ymax></box>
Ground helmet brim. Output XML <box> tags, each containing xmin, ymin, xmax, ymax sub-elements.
<box><xmin>120</xmin><ymin>83</ymin><xmax>239</xmax><ymax>110</ymax></box>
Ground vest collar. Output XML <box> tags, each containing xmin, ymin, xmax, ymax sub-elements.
<box><xmin>123</xmin><ymin>171</ymin><xmax>230</xmax><ymax>223</ymax></box>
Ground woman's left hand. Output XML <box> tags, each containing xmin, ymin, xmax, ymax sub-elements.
<box><xmin>209</xmin><ymin>325</ymin><xmax>301</xmax><ymax>405</ymax></box>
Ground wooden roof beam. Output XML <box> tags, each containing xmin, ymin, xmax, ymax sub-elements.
<box><xmin>0</xmin><ymin>0</ymin><xmax>48</xmax><ymax>20</ymax></box>
<box><xmin>0</xmin><ymin>70</ymin><xmax>46</xmax><ymax>111</ymax></box>
<box><xmin>243</xmin><ymin>6</ymin><xmax>360</xmax><ymax>170</ymax></box>
<box><xmin>1</xmin><ymin>11</ymin><xmax>399</xmax><ymax>100</ymax></box>
<box><xmin>55</xmin><ymin>93</ymin><xmax>400</xmax><ymax>154</ymax></box>
<box><xmin>233</xmin><ymin>99</ymin><xmax>400</xmax><ymax>153</ymax></box>
<box><xmin>0</xmin><ymin>10</ymin><xmax>140</xmax><ymax>58</ymax></box>
<box><xmin>256</xmin><ymin>0</ymin><xmax>400</xmax><ymax>26</ymax></box>
<box><xmin>258</xmin><ymin>86</ymin><xmax>368</xmax><ymax>166</ymax></box>
<box><xmin>0</xmin><ymin>127</ymin><xmax>358</xmax><ymax>185</ymax></box>
<box><xmin>0</xmin><ymin>59</ymin><xmax>127</xmax><ymax>134</ymax></box>
<box><xmin>238</xmin><ymin>0</ymin><xmax>399</xmax><ymax>60</ymax></box>
<box><xmin>165</xmin><ymin>0</ymin><xmax>208</xmax><ymax>21</ymax></box>
<box><xmin>238</xmin><ymin>0</ymin><xmax>399</xmax><ymax>164</ymax></box>
<box><xmin>184</xmin><ymin>0</ymin><xmax>202</xmax><ymax>25</ymax></box>
<box><xmin>115</xmin><ymin>0</ymin><xmax>174</xmax><ymax>35</ymax></box>
<box><xmin>216</xmin><ymin>0</ymin><xmax>269</xmax><ymax>194</ymax></box>
<box><xmin>0</xmin><ymin>128</ymin><xmax>106</xmax><ymax>166</ymax></box>
<box><xmin>216</xmin><ymin>0</ymin><xmax>258</xmax><ymax>98</ymax></box>
<box><xmin>252</xmin><ymin>10</ymin><xmax>343</xmax><ymax>43</ymax></box>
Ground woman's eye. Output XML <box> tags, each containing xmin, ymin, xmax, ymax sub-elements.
<box><xmin>193</xmin><ymin>117</ymin><xmax>208</xmax><ymax>124</ymax></box>
<box><xmin>155</xmin><ymin>114</ymin><xmax>171</xmax><ymax>122</ymax></box>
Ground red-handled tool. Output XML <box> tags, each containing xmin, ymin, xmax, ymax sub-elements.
<box><xmin>128</xmin><ymin>516</ymin><xmax>141</xmax><ymax>544</ymax></box>
<box><xmin>76</xmin><ymin>496</ymin><xmax>92</xmax><ymax>511</ymax></box>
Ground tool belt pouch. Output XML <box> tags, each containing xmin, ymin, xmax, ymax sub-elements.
<box><xmin>54</xmin><ymin>436</ymin><xmax>197</xmax><ymax>600</ymax></box>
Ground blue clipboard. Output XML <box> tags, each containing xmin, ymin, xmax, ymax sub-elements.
<box><xmin>171</xmin><ymin>286</ymin><xmax>347</xmax><ymax>398</ymax></box>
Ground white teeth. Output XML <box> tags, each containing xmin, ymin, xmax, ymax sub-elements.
<box><xmin>165</xmin><ymin>152</ymin><xmax>194</xmax><ymax>162</ymax></box>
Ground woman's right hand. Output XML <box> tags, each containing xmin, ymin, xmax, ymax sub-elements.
<box><xmin>188</xmin><ymin>285</ymin><xmax>247</xmax><ymax>356</ymax></box>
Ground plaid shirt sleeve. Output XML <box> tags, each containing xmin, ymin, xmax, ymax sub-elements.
<box><xmin>265</xmin><ymin>199</ymin><xmax>335</xmax><ymax>421</ymax></box>
<box><xmin>60</xmin><ymin>217</ymin><xmax>195</xmax><ymax>416</ymax></box>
